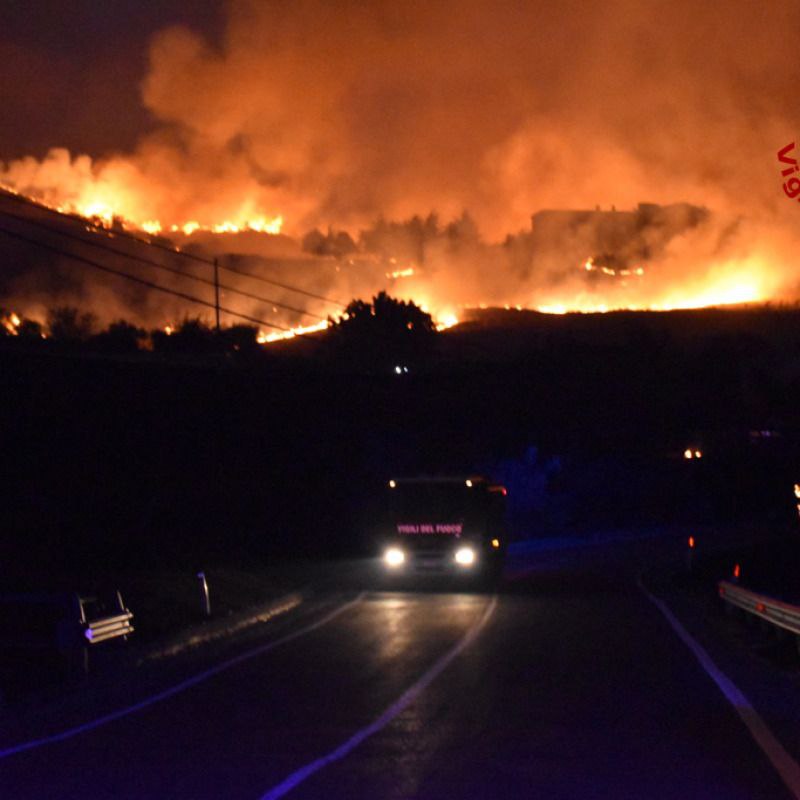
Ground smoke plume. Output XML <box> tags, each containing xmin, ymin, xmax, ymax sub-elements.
<box><xmin>2</xmin><ymin>0</ymin><xmax>800</xmax><ymax>328</ymax></box>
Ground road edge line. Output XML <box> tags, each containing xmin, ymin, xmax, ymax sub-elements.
<box><xmin>258</xmin><ymin>594</ymin><xmax>498</xmax><ymax>800</ymax></box>
<box><xmin>0</xmin><ymin>592</ymin><xmax>364</xmax><ymax>761</ymax></box>
<box><xmin>637</xmin><ymin>576</ymin><xmax>800</xmax><ymax>799</ymax></box>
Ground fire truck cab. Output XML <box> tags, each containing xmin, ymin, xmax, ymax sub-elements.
<box><xmin>378</xmin><ymin>476</ymin><xmax>507</xmax><ymax>582</ymax></box>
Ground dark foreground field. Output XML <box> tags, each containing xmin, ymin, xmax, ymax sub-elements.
<box><xmin>2</xmin><ymin>307</ymin><xmax>800</xmax><ymax>798</ymax></box>
<box><xmin>2</xmin><ymin>304</ymin><xmax>799</xmax><ymax>587</ymax></box>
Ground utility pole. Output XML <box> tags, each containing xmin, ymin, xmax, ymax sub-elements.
<box><xmin>213</xmin><ymin>258</ymin><xmax>221</xmax><ymax>333</ymax></box>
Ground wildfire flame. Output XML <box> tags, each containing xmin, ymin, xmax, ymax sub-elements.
<box><xmin>253</xmin><ymin>308</ymin><xmax>459</xmax><ymax>344</ymax></box>
<box><xmin>534</xmin><ymin>256</ymin><xmax>767</xmax><ymax>315</ymax></box>
<box><xmin>257</xmin><ymin>320</ymin><xmax>331</xmax><ymax>344</ymax></box>
<box><xmin>583</xmin><ymin>257</ymin><xmax>645</xmax><ymax>278</ymax></box>
<box><xmin>0</xmin><ymin>182</ymin><xmax>284</xmax><ymax>239</ymax></box>
<box><xmin>0</xmin><ymin>172</ymin><xmax>782</xmax><ymax>345</ymax></box>
<box><xmin>436</xmin><ymin>312</ymin><xmax>459</xmax><ymax>330</ymax></box>
<box><xmin>2</xmin><ymin>311</ymin><xmax>21</xmax><ymax>335</ymax></box>
<box><xmin>386</xmin><ymin>267</ymin><xmax>415</xmax><ymax>279</ymax></box>
<box><xmin>1</xmin><ymin>310</ymin><xmax>47</xmax><ymax>338</ymax></box>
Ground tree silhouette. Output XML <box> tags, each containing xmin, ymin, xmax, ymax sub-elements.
<box><xmin>220</xmin><ymin>324</ymin><xmax>260</xmax><ymax>356</ymax></box>
<box><xmin>149</xmin><ymin>318</ymin><xmax>262</xmax><ymax>357</ymax></box>
<box><xmin>151</xmin><ymin>317</ymin><xmax>216</xmax><ymax>354</ymax></box>
<box><xmin>47</xmin><ymin>306</ymin><xmax>97</xmax><ymax>342</ymax></box>
<box><xmin>17</xmin><ymin>318</ymin><xmax>45</xmax><ymax>340</ymax></box>
<box><xmin>330</xmin><ymin>291</ymin><xmax>436</xmax><ymax>366</ymax></box>
<box><xmin>89</xmin><ymin>321</ymin><xmax>147</xmax><ymax>354</ymax></box>
<box><xmin>302</xmin><ymin>227</ymin><xmax>357</xmax><ymax>258</ymax></box>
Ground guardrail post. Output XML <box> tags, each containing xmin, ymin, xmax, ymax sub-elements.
<box><xmin>66</xmin><ymin>593</ymin><xmax>89</xmax><ymax>680</ymax></box>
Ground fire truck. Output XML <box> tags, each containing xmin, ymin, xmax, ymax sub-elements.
<box><xmin>377</xmin><ymin>476</ymin><xmax>507</xmax><ymax>581</ymax></box>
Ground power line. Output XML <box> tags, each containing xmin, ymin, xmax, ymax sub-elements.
<box><xmin>0</xmin><ymin>187</ymin><xmax>347</xmax><ymax>308</ymax></box>
<box><xmin>0</xmin><ymin>225</ymin><xmax>289</xmax><ymax>330</ymax></box>
<box><xmin>0</xmin><ymin>207</ymin><xmax>324</xmax><ymax>320</ymax></box>
<box><xmin>218</xmin><ymin>262</ymin><xmax>347</xmax><ymax>308</ymax></box>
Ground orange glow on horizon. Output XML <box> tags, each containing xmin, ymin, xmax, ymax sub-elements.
<box><xmin>532</xmin><ymin>254</ymin><xmax>772</xmax><ymax>316</ymax></box>
<box><xmin>0</xmin><ymin>180</ymin><xmax>789</xmax><ymax>339</ymax></box>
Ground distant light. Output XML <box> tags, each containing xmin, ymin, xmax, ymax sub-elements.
<box><xmin>454</xmin><ymin>547</ymin><xmax>476</xmax><ymax>566</ymax></box>
<box><xmin>384</xmin><ymin>548</ymin><xmax>405</xmax><ymax>567</ymax></box>
<box><xmin>688</xmin><ymin>536</ymin><xmax>695</xmax><ymax>549</ymax></box>
<box><xmin>388</xmin><ymin>479</ymin><xmax>396</xmax><ymax>489</ymax></box>
<box><xmin>683</xmin><ymin>449</ymin><xmax>693</xmax><ymax>460</ymax></box>
<box><xmin>694</xmin><ymin>450</ymin><xmax>703</xmax><ymax>459</ymax></box>
<box><xmin>794</xmin><ymin>483</ymin><xmax>800</xmax><ymax>499</ymax></box>
<box><xmin>465</xmin><ymin>479</ymin><xmax>473</xmax><ymax>488</ymax></box>
<box><xmin>394</xmin><ymin>366</ymin><xmax>402</xmax><ymax>374</ymax></box>
<box><xmin>491</xmin><ymin>538</ymin><xmax>500</xmax><ymax>549</ymax></box>
<box><xmin>733</xmin><ymin>563</ymin><xmax>741</xmax><ymax>579</ymax></box>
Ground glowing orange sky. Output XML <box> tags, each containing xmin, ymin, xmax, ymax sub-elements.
<box><xmin>2</xmin><ymin>1</ymin><xmax>800</xmax><ymax>331</ymax></box>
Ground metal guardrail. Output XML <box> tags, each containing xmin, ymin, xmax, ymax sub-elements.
<box><xmin>718</xmin><ymin>580</ymin><xmax>800</xmax><ymax>636</ymax></box>
<box><xmin>0</xmin><ymin>590</ymin><xmax>134</xmax><ymax>653</ymax></box>
<box><xmin>80</xmin><ymin>592</ymin><xmax>134</xmax><ymax>644</ymax></box>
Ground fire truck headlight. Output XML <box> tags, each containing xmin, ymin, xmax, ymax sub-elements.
<box><xmin>384</xmin><ymin>547</ymin><xmax>405</xmax><ymax>568</ymax></box>
<box><xmin>454</xmin><ymin>547</ymin><xmax>476</xmax><ymax>566</ymax></box>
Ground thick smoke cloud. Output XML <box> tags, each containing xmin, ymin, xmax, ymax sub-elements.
<box><xmin>2</xmin><ymin>0</ymin><xmax>800</xmax><ymax>326</ymax></box>
<box><xmin>136</xmin><ymin>0</ymin><xmax>800</xmax><ymax>230</ymax></box>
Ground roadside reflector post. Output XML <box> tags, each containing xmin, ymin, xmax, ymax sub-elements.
<box><xmin>686</xmin><ymin>535</ymin><xmax>696</xmax><ymax>575</ymax></box>
<box><xmin>213</xmin><ymin>258</ymin><xmax>221</xmax><ymax>333</ymax></box>
<box><xmin>197</xmin><ymin>571</ymin><xmax>211</xmax><ymax>617</ymax></box>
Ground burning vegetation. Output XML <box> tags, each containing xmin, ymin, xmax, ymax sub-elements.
<box><xmin>1</xmin><ymin>1</ymin><xmax>799</xmax><ymax>336</ymax></box>
<box><xmin>0</xmin><ymin>184</ymin><xmax>785</xmax><ymax>344</ymax></box>
<box><xmin>0</xmin><ymin>290</ymin><xmax>438</xmax><ymax>363</ymax></box>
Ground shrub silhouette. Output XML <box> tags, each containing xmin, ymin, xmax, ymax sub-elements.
<box><xmin>151</xmin><ymin>317</ymin><xmax>217</xmax><ymax>354</ymax></box>
<box><xmin>219</xmin><ymin>324</ymin><xmax>260</xmax><ymax>356</ymax></box>
<box><xmin>47</xmin><ymin>306</ymin><xmax>97</xmax><ymax>342</ymax></box>
<box><xmin>17</xmin><ymin>318</ymin><xmax>45</xmax><ymax>340</ymax></box>
<box><xmin>89</xmin><ymin>321</ymin><xmax>147</xmax><ymax>354</ymax></box>
<box><xmin>330</xmin><ymin>291</ymin><xmax>436</xmax><ymax>367</ymax></box>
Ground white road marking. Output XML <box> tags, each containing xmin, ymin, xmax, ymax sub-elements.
<box><xmin>258</xmin><ymin>595</ymin><xmax>498</xmax><ymax>800</ymax></box>
<box><xmin>639</xmin><ymin>578</ymin><xmax>800</xmax><ymax>799</ymax></box>
<box><xmin>0</xmin><ymin>593</ymin><xmax>364</xmax><ymax>761</ymax></box>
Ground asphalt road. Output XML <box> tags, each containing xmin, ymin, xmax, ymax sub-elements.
<box><xmin>0</xmin><ymin>536</ymin><xmax>797</xmax><ymax>799</ymax></box>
